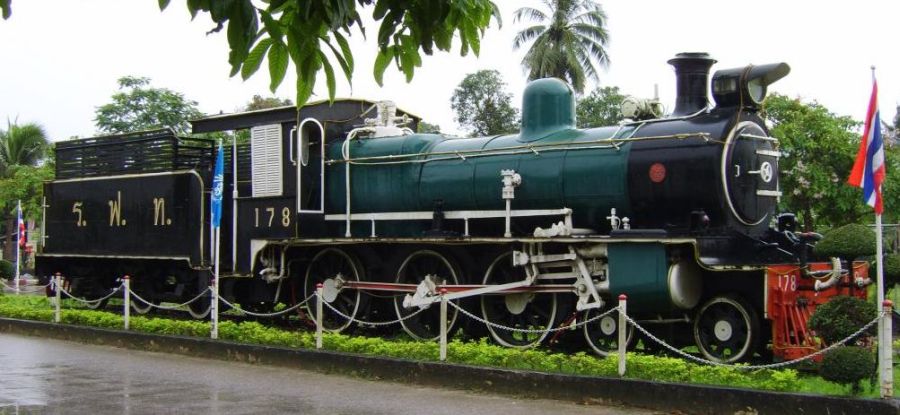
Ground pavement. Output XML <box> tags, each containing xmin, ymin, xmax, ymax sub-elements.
<box><xmin>0</xmin><ymin>333</ymin><xmax>659</xmax><ymax>415</ymax></box>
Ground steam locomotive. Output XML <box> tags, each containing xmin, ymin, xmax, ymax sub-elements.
<box><xmin>36</xmin><ymin>53</ymin><xmax>869</xmax><ymax>363</ymax></box>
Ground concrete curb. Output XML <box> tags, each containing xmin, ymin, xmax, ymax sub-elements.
<box><xmin>0</xmin><ymin>317</ymin><xmax>897</xmax><ymax>415</ymax></box>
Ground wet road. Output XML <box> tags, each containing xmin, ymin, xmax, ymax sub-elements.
<box><xmin>0</xmin><ymin>334</ymin><xmax>658</xmax><ymax>414</ymax></box>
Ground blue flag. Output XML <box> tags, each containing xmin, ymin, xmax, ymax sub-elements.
<box><xmin>211</xmin><ymin>141</ymin><xmax>224</xmax><ymax>228</ymax></box>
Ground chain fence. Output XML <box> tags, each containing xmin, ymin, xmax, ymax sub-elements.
<box><xmin>449</xmin><ymin>300</ymin><xmax>619</xmax><ymax>334</ymax></box>
<box><xmin>317</xmin><ymin>292</ymin><xmax>427</xmax><ymax>327</ymax></box>
<box><xmin>218</xmin><ymin>294</ymin><xmax>314</xmax><ymax>318</ymax></box>
<box><xmin>0</xmin><ymin>279</ymin><xmax>51</xmax><ymax>293</ymax></box>
<box><xmin>128</xmin><ymin>288</ymin><xmax>211</xmax><ymax>312</ymax></box>
<box><xmin>55</xmin><ymin>281</ymin><xmax>124</xmax><ymax>307</ymax></box>
<box><xmin>34</xmin><ymin>276</ymin><xmax>892</xmax><ymax>373</ymax></box>
<box><xmin>622</xmin><ymin>311</ymin><xmax>886</xmax><ymax>370</ymax></box>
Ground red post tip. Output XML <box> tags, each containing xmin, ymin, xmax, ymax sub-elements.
<box><xmin>440</xmin><ymin>288</ymin><xmax>448</xmax><ymax>295</ymax></box>
<box><xmin>883</xmin><ymin>300</ymin><xmax>893</xmax><ymax>308</ymax></box>
<box><xmin>316</xmin><ymin>283</ymin><xmax>324</xmax><ymax>289</ymax></box>
<box><xmin>618</xmin><ymin>294</ymin><xmax>627</xmax><ymax>301</ymax></box>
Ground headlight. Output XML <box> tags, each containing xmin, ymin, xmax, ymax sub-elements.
<box><xmin>747</xmin><ymin>78</ymin><xmax>766</xmax><ymax>104</ymax></box>
<box><xmin>712</xmin><ymin>62</ymin><xmax>790</xmax><ymax>109</ymax></box>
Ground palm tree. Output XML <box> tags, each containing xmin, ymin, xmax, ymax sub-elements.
<box><xmin>513</xmin><ymin>0</ymin><xmax>610</xmax><ymax>94</ymax></box>
<box><xmin>0</xmin><ymin>120</ymin><xmax>48</xmax><ymax>177</ymax></box>
<box><xmin>0</xmin><ymin>120</ymin><xmax>49</xmax><ymax>260</ymax></box>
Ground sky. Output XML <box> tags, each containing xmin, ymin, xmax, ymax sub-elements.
<box><xmin>1</xmin><ymin>1</ymin><xmax>899</xmax><ymax>140</ymax></box>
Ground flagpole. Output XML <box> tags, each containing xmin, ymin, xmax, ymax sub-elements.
<box><xmin>209</xmin><ymin>139</ymin><xmax>224</xmax><ymax>340</ymax></box>
<box><xmin>212</xmin><ymin>226</ymin><xmax>220</xmax><ymax>339</ymax></box>
<box><xmin>866</xmin><ymin>65</ymin><xmax>893</xmax><ymax>399</ymax></box>
<box><xmin>14</xmin><ymin>200</ymin><xmax>20</xmax><ymax>295</ymax></box>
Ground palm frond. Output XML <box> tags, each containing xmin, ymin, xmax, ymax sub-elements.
<box><xmin>576</xmin><ymin>36</ymin><xmax>610</xmax><ymax>69</ymax></box>
<box><xmin>513</xmin><ymin>7</ymin><xmax>547</xmax><ymax>24</ymax></box>
<box><xmin>570</xmin><ymin>23</ymin><xmax>609</xmax><ymax>45</ymax></box>
<box><xmin>513</xmin><ymin>25</ymin><xmax>547</xmax><ymax>50</ymax></box>
<box><xmin>573</xmin><ymin>7</ymin><xmax>608</xmax><ymax>28</ymax></box>
<box><xmin>0</xmin><ymin>122</ymin><xmax>49</xmax><ymax>172</ymax></box>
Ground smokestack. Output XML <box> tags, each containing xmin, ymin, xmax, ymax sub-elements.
<box><xmin>667</xmin><ymin>52</ymin><xmax>717</xmax><ymax>116</ymax></box>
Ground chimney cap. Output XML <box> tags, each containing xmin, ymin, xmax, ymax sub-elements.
<box><xmin>667</xmin><ymin>52</ymin><xmax>717</xmax><ymax>65</ymax></box>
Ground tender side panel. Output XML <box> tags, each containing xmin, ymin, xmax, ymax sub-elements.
<box><xmin>42</xmin><ymin>171</ymin><xmax>206</xmax><ymax>263</ymax></box>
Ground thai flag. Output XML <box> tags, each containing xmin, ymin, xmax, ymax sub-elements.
<box><xmin>848</xmin><ymin>78</ymin><xmax>886</xmax><ymax>214</ymax></box>
<box><xmin>16</xmin><ymin>200</ymin><xmax>25</xmax><ymax>248</ymax></box>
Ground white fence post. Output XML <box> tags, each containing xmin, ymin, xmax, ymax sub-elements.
<box><xmin>440</xmin><ymin>288</ymin><xmax>448</xmax><ymax>362</ymax></box>
<box><xmin>316</xmin><ymin>283</ymin><xmax>324</xmax><ymax>349</ymax></box>
<box><xmin>53</xmin><ymin>273</ymin><xmax>61</xmax><ymax>323</ymax></box>
<box><xmin>618</xmin><ymin>294</ymin><xmax>627</xmax><ymax>377</ymax></box>
<box><xmin>123</xmin><ymin>275</ymin><xmax>130</xmax><ymax>330</ymax></box>
<box><xmin>882</xmin><ymin>300</ymin><xmax>894</xmax><ymax>399</ymax></box>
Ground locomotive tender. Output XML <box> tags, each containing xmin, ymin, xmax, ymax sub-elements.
<box><xmin>37</xmin><ymin>53</ymin><xmax>870</xmax><ymax>363</ymax></box>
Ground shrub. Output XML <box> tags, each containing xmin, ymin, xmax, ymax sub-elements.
<box><xmin>808</xmin><ymin>296</ymin><xmax>877</xmax><ymax>344</ymax></box>
<box><xmin>0</xmin><ymin>260</ymin><xmax>13</xmax><ymax>280</ymax></box>
<box><xmin>819</xmin><ymin>346</ymin><xmax>876</xmax><ymax>394</ymax></box>
<box><xmin>814</xmin><ymin>224</ymin><xmax>875</xmax><ymax>260</ymax></box>
<box><xmin>880</xmin><ymin>253</ymin><xmax>900</xmax><ymax>286</ymax></box>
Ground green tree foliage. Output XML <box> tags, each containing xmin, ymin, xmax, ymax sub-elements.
<box><xmin>576</xmin><ymin>85</ymin><xmax>624</xmax><ymax>128</ymax></box>
<box><xmin>762</xmin><ymin>94</ymin><xmax>900</xmax><ymax>230</ymax></box>
<box><xmin>894</xmin><ymin>105</ymin><xmax>899</xmax><ymax>129</ymax></box>
<box><xmin>417</xmin><ymin>121</ymin><xmax>442</xmax><ymax>134</ymax></box>
<box><xmin>819</xmin><ymin>346</ymin><xmax>876</xmax><ymax>395</ymax></box>
<box><xmin>451</xmin><ymin>70</ymin><xmax>519</xmax><ymax>136</ymax></box>
<box><xmin>0</xmin><ymin>121</ymin><xmax>49</xmax><ymax>259</ymax></box>
<box><xmin>881</xmin><ymin>253</ymin><xmax>900</xmax><ymax>286</ymax></box>
<box><xmin>0</xmin><ymin>259</ymin><xmax>12</xmax><ymax>280</ymax></box>
<box><xmin>158</xmin><ymin>0</ymin><xmax>499</xmax><ymax>106</ymax></box>
<box><xmin>245</xmin><ymin>95</ymin><xmax>293</xmax><ymax>111</ymax></box>
<box><xmin>0</xmin><ymin>120</ymin><xmax>48</xmax><ymax>178</ymax></box>
<box><xmin>2</xmin><ymin>1</ymin><xmax>500</xmax><ymax>107</ymax></box>
<box><xmin>0</xmin><ymin>163</ymin><xmax>53</xmax><ymax>219</ymax></box>
<box><xmin>513</xmin><ymin>0</ymin><xmax>610</xmax><ymax>94</ymax></box>
<box><xmin>808</xmin><ymin>296</ymin><xmax>877</xmax><ymax>344</ymax></box>
<box><xmin>94</xmin><ymin>76</ymin><xmax>203</xmax><ymax>135</ymax></box>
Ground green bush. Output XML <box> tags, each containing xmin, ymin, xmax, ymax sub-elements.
<box><xmin>0</xmin><ymin>294</ymin><xmax>802</xmax><ymax>392</ymax></box>
<box><xmin>814</xmin><ymin>224</ymin><xmax>876</xmax><ymax>260</ymax></box>
<box><xmin>819</xmin><ymin>346</ymin><xmax>876</xmax><ymax>394</ymax></box>
<box><xmin>880</xmin><ymin>254</ymin><xmax>900</xmax><ymax>286</ymax></box>
<box><xmin>0</xmin><ymin>260</ymin><xmax>13</xmax><ymax>280</ymax></box>
<box><xmin>808</xmin><ymin>296</ymin><xmax>877</xmax><ymax>344</ymax></box>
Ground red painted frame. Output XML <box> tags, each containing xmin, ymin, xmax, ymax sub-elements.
<box><xmin>766</xmin><ymin>261</ymin><xmax>869</xmax><ymax>361</ymax></box>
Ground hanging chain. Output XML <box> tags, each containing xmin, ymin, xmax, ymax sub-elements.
<box><xmin>217</xmin><ymin>294</ymin><xmax>314</xmax><ymax>318</ymax></box>
<box><xmin>128</xmin><ymin>288</ymin><xmax>212</xmax><ymax>311</ymax></box>
<box><xmin>449</xmin><ymin>301</ymin><xmax>618</xmax><ymax>334</ymax></box>
<box><xmin>623</xmin><ymin>311</ymin><xmax>885</xmax><ymax>370</ymax></box>
<box><xmin>317</xmin><ymin>292</ymin><xmax>427</xmax><ymax>326</ymax></box>
<box><xmin>56</xmin><ymin>282</ymin><xmax>123</xmax><ymax>306</ymax></box>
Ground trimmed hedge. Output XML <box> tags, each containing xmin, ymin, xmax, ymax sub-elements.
<box><xmin>814</xmin><ymin>224</ymin><xmax>876</xmax><ymax>260</ymax></box>
<box><xmin>0</xmin><ymin>295</ymin><xmax>800</xmax><ymax>392</ymax></box>
<box><xmin>881</xmin><ymin>253</ymin><xmax>900</xmax><ymax>286</ymax></box>
<box><xmin>820</xmin><ymin>346</ymin><xmax>876</xmax><ymax>394</ymax></box>
<box><xmin>808</xmin><ymin>296</ymin><xmax>877</xmax><ymax>344</ymax></box>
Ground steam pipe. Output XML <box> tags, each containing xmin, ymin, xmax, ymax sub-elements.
<box><xmin>814</xmin><ymin>257</ymin><xmax>843</xmax><ymax>291</ymax></box>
